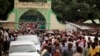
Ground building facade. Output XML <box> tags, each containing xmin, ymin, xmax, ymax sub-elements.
<box><xmin>1</xmin><ymin>0</ymin><xmax>66</xmax><ymax>30</ymax></box>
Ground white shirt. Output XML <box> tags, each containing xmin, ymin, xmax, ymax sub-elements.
<box><xmin>73</xmin><ymin>52</ymin><xmax>82</xmax><ymax>56</ymax></box>
<box><xmin>3</xmin><ymin>32</ymin><xmax>9</xmax><ymax>41</ymax></box>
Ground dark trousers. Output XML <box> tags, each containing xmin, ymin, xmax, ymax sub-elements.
<box><xmin>0</xmin><ymin>46</ymin><xmax>3</xmax><ymax>56</ymax></box>
<box><xmin>0</xmin><ymin>49</ymin><xmax>2</xmax><ymax>56</ymax></box>
<box><xmin>3</xmin><ymin>41</ymin><xmax>10</xmax><ymax>54</ymax></box>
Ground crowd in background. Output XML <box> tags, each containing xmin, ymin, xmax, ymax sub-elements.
<box><xmin>39</xmin><ymin>30</ymin><xmax>100</xmax><ymax>56</ymax></box>
<box><xmin>19</xmin><ymin>22</ymin><xmax>40</xmax><ymax>30</ymax></box>
<box><xmin>0</xmin><ymin>22</ymin><xmax>100</xmax><ymax>56</ymax></box>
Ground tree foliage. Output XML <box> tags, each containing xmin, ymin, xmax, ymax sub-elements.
<box><xmin>0</xmin><ymin>0</ymin><xmax>14</xmax><ymax>20</ymax></box>
<box><xmin>52</xmin><ymin>0</ymin><xmax>100</xmax><ymax>24</ymax></box>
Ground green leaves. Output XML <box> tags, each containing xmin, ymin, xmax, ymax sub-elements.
<box><xmin>52</xmin><ymin>0</ymin><xmax>100</xmax><ymax>24</ymax></box>
<box><xmin>0</xmin><ymin>0</ymin><xmax>14</xmax><ymax>20</ymax></box>
<box><xmin>0</xmin><ymin>0</ymin><xmax>10</xmax><ymax>14</ymax></box>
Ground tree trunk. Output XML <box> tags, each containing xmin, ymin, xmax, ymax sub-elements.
<box><xmin>91</xmin><ymin>19</ymin><xmax>96</xmax><ymax>24</ymax></box>
<box><xmin>99</xmin><ymin>19</ymin><xmax>100</xmax><ymax>24</ymax></box>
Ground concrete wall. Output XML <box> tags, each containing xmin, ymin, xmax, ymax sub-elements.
<box><xmin>2</xmin><ymin>23</ymin><xmax>15</xmax><ymax>29</ymax></box>
<box><xmin>6</xmin><ymin>1</ymin><xmax>66</xmax><ymax>30</ymax></box>
<box><xmin>50</xmin><ymin>13</ymin><xmax>66</xmax><ymax>30</ymax></box>
<box><xmin>0</xmin><ymin>11</ymin><xmax>16</xmax><ymax>29</ymax></box>
<box><xmin>6</xmin><ymin>9</ymin><xmax>66</xmax><ymax>30</ymax></box>
<box><xmin>7</xmin><ymin>11</ymin><xmax>15</xmax><ymax>22</ymax></box>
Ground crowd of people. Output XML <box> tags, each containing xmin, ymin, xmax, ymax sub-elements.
<box><xmin>39</xmin><ymin>30</ymin><xmax>100</xmax><ymax>56</ymax></box>
<box><xmin>0</xmin><ymin>28</ymin><xmax>10</xmax><ymax>56</ymax></box>
<box><xmin>0</xmin><ymin>22</ymin><xmax>40</xmax><ymax>56</ymax></box>
<box><xmin>19</xmin><ymin>22</ymin><xmax>40</xmax><ymax>30</ymax></box>
<box><xmin>0</xmin><ymin>23</ymin><xmax>100</xmax><ymax>56</ymax></box>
